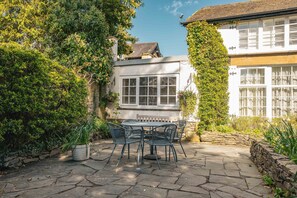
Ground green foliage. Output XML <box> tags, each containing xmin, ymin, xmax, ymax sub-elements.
<box><xmin>93</xmin><ymin>118</ymin><xmax>110</xmax><ymax>139</ymax></box>
<box><xmin>62</xmin><ymin>118</ymin><xmax>96</xmax><ymax>151</ymax></box>
<box><xmin>230</xmin><ymin>116</ymin><xmax>269</xmax><ymax>138</ymax></box>
<box><xmin>178</xmin><ymin>90</ymin><xmax>197</xmax><ymax>119</ymax></box>
<box><xmin>264</xmin><ymin>121</ymin><xmax>297</xmax><ymax>164</ymax></box>
<box><xmin>263</xmin><ymin>175</ymin><xmax>274</xmax><ymax>187</ymax></box>
<box><xmin>0</xmin><ymin>43</ymin><xmax>87</xmax><ymax>152</ymax></box>
<box><xmin>187</xmin><ymin>21</ymin><xmax>229</xmax><ymax>132</ymax></box>
<box><xmin>210</xmin><ymin>124</ymin><xmax>234</xmax><ymax>133</ymax></box>
<box><xmin>0</xmin><ymin>0</ymin><xmax>48</xmax><ymax>50</ymax></box>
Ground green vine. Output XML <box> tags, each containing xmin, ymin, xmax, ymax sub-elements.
<box><xmin>187</xmin><ymin>21</ymin><xmax>229</xmax><ymax>133</ymax></box>
<box><xmin>178</xmin><ymin>90</ymin><xmax>197</xmax><ymax>119</ymax></box>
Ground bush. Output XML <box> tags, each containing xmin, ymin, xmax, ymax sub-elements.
<box><xmin>93</xmin><ymin>118</ymin><xmax>110</xmax><ymax>139</ymax></box>
<box><xmin>0</xmin><ymin>43</ymin><xmax>87</xmax><ymax>153</ymax></box>
<box><xmin>230</xmin><ymin>116</ymin><xmax>269</xmax><ymax>138</ymax></box>
<box><xmin>264</xmin><ymin>120</ymin><xmax>297</xmax><ymax>164</ymax></box>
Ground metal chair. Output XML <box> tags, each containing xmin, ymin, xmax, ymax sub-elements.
<box><xmin>107</xmin><ymin>122</ymin><xmax>142</xmax><ymax>166</ymax></box>
<box><xmin>173</xmin><ymin>120</ymin><xmax>187</xmax><ymax>158</ymax></box>
<box><xmin>144</xmin><ymin>124</ymin><xmax>178</xmax><ymax>169</ymax></box>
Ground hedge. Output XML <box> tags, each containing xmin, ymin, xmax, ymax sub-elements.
<box><xmin>0</xmin><ymin>43</ymin><xmax>87</xmax><ymax>153</ymax></box>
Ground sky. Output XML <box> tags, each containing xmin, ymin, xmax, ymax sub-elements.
<box><xmin>130</xmin><ymin>0</ymin><xmax>247</xmax><ymax>57</ymax></box>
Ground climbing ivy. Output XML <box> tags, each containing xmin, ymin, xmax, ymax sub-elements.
<box><xmin>178</xmin><ymin>90</ymin><xmax>197</xmax><ymax>119</ymax></box>
<box><xmin>187</xmin><ymin>21</ymin><xmax>229</xmax><ymax>133</ymax></box>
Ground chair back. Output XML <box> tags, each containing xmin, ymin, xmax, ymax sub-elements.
<box><xmin>151</xmin><ymin>124</ymin><xmax>177</xmax><ymax>143</ymax></box>
<box><xmin>174</xmin><ymin>120</ymin><xmax>187</xmax><ymax>139</ymax></box>
<box><xmin>107</xmin><ymin>122</ymin><xmax>126</xmax><ymax>143</ymax></box>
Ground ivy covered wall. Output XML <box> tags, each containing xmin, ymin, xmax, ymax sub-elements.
<box><xmin>187</xmin><ymin>21</ymin><xmax>229</xmax><ymax>132</ymax></box>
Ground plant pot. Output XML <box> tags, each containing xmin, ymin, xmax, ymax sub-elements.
<box><xmin>72</xmin><ymin>144</ymin><xmax>90</xmax><ymax>161</ymax></box>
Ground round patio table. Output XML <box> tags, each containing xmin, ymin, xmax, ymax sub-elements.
<box><xmin>121</xmin><ymin>121</ymin><xmax>173</xmax><ymax>163</ymax></box>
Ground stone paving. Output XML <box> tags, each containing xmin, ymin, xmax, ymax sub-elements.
<box><xmin>0</xmin><ymin>141</ymin><xmax>273</xmax><ymax>198</ymax></box>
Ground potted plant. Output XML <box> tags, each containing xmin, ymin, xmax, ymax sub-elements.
<box><xmin>62</xmin><ymin>119</ymin><xmax>96</xmax><ymax>161</ymax></box>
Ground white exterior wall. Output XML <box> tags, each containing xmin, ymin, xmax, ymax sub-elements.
<box><xmin>218</xmin><ymin>13</ymin><xmax>297</xmax><ymax>118</ymax></box>
<box><xmin>110</xmin><ymin>56</ymin><xmax>197</xmax><ymax>120</ymax></box>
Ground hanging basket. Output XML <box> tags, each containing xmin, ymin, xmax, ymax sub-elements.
<box><xmin>72</xmin><ymin>144</ymin><xmax>90</xmax><ymax>161</ymax></box>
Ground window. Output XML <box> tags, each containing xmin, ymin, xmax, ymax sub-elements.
<box><xmin>272</xmin><ymin>66</ymin><xmax>297</xmax><ymax>117</ymax></box>
<box><xmin>263</xmin><ymin>18</ymin><xmax>285</xmax><ymax>48</ymax></box>
<box><xmin>289</xmin><ymin>17</ymin><xmax>297</xmax><ymax>45</ymax></box>
<box><xmin>238</xmin><ymin>22</ymin><xmax>258</xmax><ymax>49</ymax></box>
<box><xmin>121</xmin><ymin>76</ymin><xmax>177</xmax><ymax>107</ymax></box>
<box><xmin>160</xmin><ymin>77</ymin><xmax>177</xmax><ymax>105</ymax></box>
<box><xmin>239</xmin><ymin>68</ymin><xmax>266</xmax><ymax>116</ymax></box>
<box><xmin>122</xmin><ymin>78</ymin><xmax>136</xmax><ymax>104</ymax></box>
<box><xmin>139</xmin><ymin>77</ymin><xmax>157</xmax><ymax>105</ymax></box>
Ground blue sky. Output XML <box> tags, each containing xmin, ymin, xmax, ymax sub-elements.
<box><xmin>130</xmin><ymin>0</ymin><xmax>247</xmax><ymax>57</ymax></box>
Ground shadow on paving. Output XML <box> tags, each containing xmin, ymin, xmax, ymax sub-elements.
<box><xmin>0</xmin><ymin>140</ymin><xmax>273</xmax><ymax>198</ymax></box>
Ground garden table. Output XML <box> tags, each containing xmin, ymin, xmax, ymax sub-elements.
<box><xmin>121</xmin><ymin>121</ymin><xmax>172</xmax><ymax>163</ymax></box>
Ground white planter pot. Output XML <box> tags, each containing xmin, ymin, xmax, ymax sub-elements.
<box><xmin>72</xmin><ymin>144</ymin><xmax>90</xmax><ymax>161</ymax></box>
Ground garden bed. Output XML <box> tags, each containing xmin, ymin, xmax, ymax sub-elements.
<box><xmin>250</xmin><ymin>141</ymin><xmax>297</xmax><ymax>194</ymax></box>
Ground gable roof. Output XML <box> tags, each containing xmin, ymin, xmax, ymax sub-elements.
<box><xmin>184</xmin><ymin>0</ymin><xmax>297</xmax><ymax>24</ymax></box>
<box><xmin>125</xmin><ymin>42</ymin><xmax>162</xmax><ymax>59</ymax></box>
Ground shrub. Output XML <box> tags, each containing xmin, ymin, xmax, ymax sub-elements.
<box><xmin>264</xmin><ymin>120</ymin><xmax>297</xmax><ymax>164</ymax></box>
<box><xmin>230</xmin><ymin>116</ymin><xmax>269</xmax><ymax>138</ymax></box>
<box><xmin>93</xmin><ymin>117</ymin><xmax>110</xmax><ymax>139</ymax></box>
<box><xmin>0</xmin><ymin>43</ymin><xmax>87</xmax><ymax>153</ymax></box>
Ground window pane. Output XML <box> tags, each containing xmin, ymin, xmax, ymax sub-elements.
<box><xmin>139</xmin><ymin>97</ymin><xmax>147</xmax><ymax>105</ymax></box>
<box><xmin>169</xmin><ymin>97</ymin><xmax>176</xmax><ymax>104</ymax></box>
<box><xmin>140</xmin><ymin>77</ymin><xmax>148</xmax><ymax>86</ymax></box>
<box><xmin>123</xmin><ymin>79</ymin><xmax>129</xmax><ymax>86</ymax></box>
<box><xmin>130</xmin><ymin>87</ymin><xmax>136</xmax><ymax>95</ymax></box>
<box><xmin>169</xmin><ymin>86</ymin><xmax>176</xmax><ymax>95</ymax></box>
<box><xmin>161</xmin><ymin>77</ymin><xmax>168</xmax><ymax>85</ymax></box>
<box><xmin>149</xmin><ymin>97</ymin><xmax>157</xmax><ymax>105</ymax></box>
<box><xmin>122</xmin><ymin>96</ymin><xmax>129</xmax><ymax>104</ymax></box>
<box><xmin>130</xmin><ymin>79</ymin><xmax>136</xmax><ymax>86</ymax></box>
<box><xmin>169</xmin><ymin>77</ymin><xmax>176</xmax><ymax>85</ymax></box>
<box><xmin>160</xmin><ymin>97</ymin><xmax>167</xmax><ymax>104</ymax></box>
<box><xmin>139</xmin><ymin>87</ymin><xmax>147</xmax><ymax>95</ymax></box>
<box><xmin>149</xmin><ymin>87</ymin><xmax>157</xmax><ymax>95</ymax></box>
<box><xmin>160</xmin><ymin>86</ymin><xmax>167</xmax><ymax>95</ymax></box>
<box><xmin>130</xmin><ymin>97</ymin><xmax>136</xmax><ymax>104</ymax></box>
<box><xmin>149</xmin><ymin>77</ymin><xmax>157</xmax><ymax>85</ymax></box>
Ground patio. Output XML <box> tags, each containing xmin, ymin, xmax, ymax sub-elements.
<box><xmin>0</xmin><ymin>141</ymin><xmax>273</xmax><ymax>198</ymax></box>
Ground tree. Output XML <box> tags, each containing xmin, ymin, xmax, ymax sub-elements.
<box><xmin>187</xmin><ymin>21</ymin><xmax>229</xmax><ymax>132</ymax></box>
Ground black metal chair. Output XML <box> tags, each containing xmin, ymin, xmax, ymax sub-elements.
<box><xmin>107</xmin><ymin>122</ymin><xmax>142</xmax><ymax>166</ymax></box>
<box><xmin>144</xmin><ymin>123</ymin><xmax>178</xmax><ymax>169</ymax></box>
<box><xmin>173</xmin><ymin>120</ymin><xmax>187</xmax><ymax>158</ymax></box>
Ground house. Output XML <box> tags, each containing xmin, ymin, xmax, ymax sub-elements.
<box><xmin>124</xmin><ymin>42</ymin><xmax>162</xmax><ymax>60</ymax></box>
<box><xmin>184</xmin><ymin>0</ymin><xmax>297</xmax><ymax>119</ymax></box>
<box><xmin>109</xmin><ymin>55</ymin><xmax>196</xmax><ymax>120</ymax></box>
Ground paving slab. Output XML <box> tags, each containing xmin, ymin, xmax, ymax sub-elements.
<box><xmin>0</xmin><ymin>141</ymin><xmax>273</xmax><ymax>198</ymax></box>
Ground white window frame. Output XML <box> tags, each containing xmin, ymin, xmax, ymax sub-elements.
<box><xmin>121</xmin><ymin>78</ymin><xmax>137</xmax><ymax>105</ymax></box>
<box><xmin>262</xmin><ymin>18</ymin><xmax>285</xmax><ymax>49</ymax></box>
<box><xmin>120</xmin><ymin>74</ymin><xmax>179</xmax><ymax>108</ymax></box>
<box><xmin>289</xmin><ymin>16</ymin><xmax>297</xmax><ymax>46</ymax></box>
<box><xmin>238</xmin><ymin>21</ymin><xmax>259</xmax><ymax>50</ymax></box>
<box><xmin>239</xmin><ymin>67</ymin><xmax>267</xmax><ymax>117</ymax></box>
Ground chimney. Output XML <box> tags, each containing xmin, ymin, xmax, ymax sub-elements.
<box><xmin>109</xmin><ymin>36</ymin><xmax>118</xmax><ymax>62</ymax></box>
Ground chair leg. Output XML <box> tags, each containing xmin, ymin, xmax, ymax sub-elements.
<box><xmin>179</xmin><ymin>141</ymin><xmax>187</xmax><ymax>158</ymax></box>
<box><xmin>128</xmin><ymin>144</ymin><xmax>130</xmax><ymax>159</ymax></box>
<box><xmin>165</xmin><ymin>146</ymin><xmax>167</xmax><ymax>161</ymax></box>
<box><xmin>171</xmin><ymin>145</ymin><xmax>178</xmax><ymax>167</ymax></box>
<box><xmin>155</xmin><ymin>146</ymin><xmax>161</xmax><ymax>169</ymax></box>
<box><xmin>117</xmin><ymin>144</ymin><xmax>126</xmax><ymax>167</ymax></box>
<box><xmin>107</xmin><ymin>144</ymin><xmax>117</xmax><ymax>164</ymax></box>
